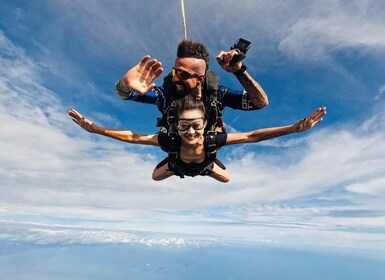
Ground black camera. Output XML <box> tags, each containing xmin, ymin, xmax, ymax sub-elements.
<box><xmin>231</xmin><ymin>38</ymin><xmax>251</xmax><ymax>54</ymax></box>
<box><xmin>230</xmin><ymin>38</ymin><xmax>251</xmax><ymax>64</ymax></box>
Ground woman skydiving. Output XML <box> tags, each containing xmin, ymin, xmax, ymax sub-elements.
<box><xmin>68</xmin><ymin>95</ymin><xmax>326</xmax><ymax>183</ymax></box>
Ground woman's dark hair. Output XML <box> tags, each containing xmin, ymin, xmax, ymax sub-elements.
<box><xmin>177</xmin><ymin>39</ymin><xmax>210</xmax><ymax>69</ymax></box>
<box><xmin>175</xmin><ymin>94</ymin><xmax>206</xmax><ymax>120</ymax></box>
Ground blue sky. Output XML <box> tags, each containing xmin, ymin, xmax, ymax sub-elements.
<box><xmin>1</xmin><ymin>0</ymin><xmax>385</xmax><ymax>261</ymax></box>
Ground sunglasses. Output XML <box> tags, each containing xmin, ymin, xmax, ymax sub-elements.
<box><xmin>172</xmin><ymin>68</ymin><xmax>202</xmax><ymax>80</ymax></box>
<box><xmin>177</xmin><ymin>118</ymin><xmax>205</xmax><ymax>131</ymax></box>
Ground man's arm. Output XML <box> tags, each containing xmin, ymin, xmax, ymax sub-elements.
<box><xmin>233</xmin><ymin>68</ymin><xmax>268</xmax><ymax>109</ymax></box>
<box><xmin>216</xmin><ymin>50</ymin><xmax>268</xmax><ymax>109</ymax></box>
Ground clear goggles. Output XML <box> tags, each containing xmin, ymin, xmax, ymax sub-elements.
<box><xmin>177</xmin><ymin>117</ymin><xmax>205</xmax><ymax>131</ymax></box>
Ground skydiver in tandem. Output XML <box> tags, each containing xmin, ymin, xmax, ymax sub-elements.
<box><xmin>68</xmin><ymin>95</ymin><xmax>326</xmax><ymax>183</ymax></box>
<box><xmin>114</xmin><ymin>38</ymin><xmax>269</xmax><ymax>133</ymax></box>
<box><xmin>115</xmin><ymin>38</ymin><xmax>268</xmax><ymax>173</ymax></box>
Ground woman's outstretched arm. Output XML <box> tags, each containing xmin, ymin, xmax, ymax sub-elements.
<box><xmin>225</xmin><ymin>107</ymin><xmax>326</xmax><ymax>145</ymax></box>
<box><xmin>68</xmin><ymin>109</ymin><xmax>160</xmax><ymax>146</ymax></box>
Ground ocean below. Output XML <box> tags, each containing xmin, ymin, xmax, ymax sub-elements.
<box><xmin>1</xmin><ymin>242</ymin><xmax>384</xmax><ymax>280</ymax></box>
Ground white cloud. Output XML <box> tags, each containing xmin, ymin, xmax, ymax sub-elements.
<box><xmin>0</xmin><ymin>221</ymin><xmax>217</xmax><ymax>247</ymax></box>
<box><xmin>222</xmin><ymin>124</ymin><xmax>385</xmax><ymax>204</ymax></box>
<box><xmin>278</xmin><ymin>0</ymin><xmax>385</xmax><ymax>60</ymax></box>
<box><xmin>375</xmin><ymin>85</ymin><xmax>385</xmax><ymax>100</ymax></box>
<box><xmin>346</xmin><ymin>178</ymin><xmax>385</xmax><ymax>196</ymax></box>
<box><xmin>0</xmin><ymin>30</ymin><xmax>166</xmax><ymax>209</ymax></box>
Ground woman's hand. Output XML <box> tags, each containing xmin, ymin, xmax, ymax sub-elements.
<box><xmin>294</xmin><ymin>107</ymin><xmax>327</xmax><ymax>133</ymax></box>
<box><xmin>68</xmin><ymin>109</ymin><xmax>96</xmax><ymax>133</ymax></box>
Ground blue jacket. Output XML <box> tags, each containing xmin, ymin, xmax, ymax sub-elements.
<box><xmin>116</xmin><ymin>75</ymin><xmax>260</xmax><ymax>114</ymax></box>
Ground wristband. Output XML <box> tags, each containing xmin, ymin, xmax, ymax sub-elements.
<box><xmin>114</xmin><ymin>80</ymin><xmax>132</xmax><ymax>100</ymax></box>
<box><xmin>233</xmin><ymin>65</ymin><xmax>247</xmax><ymax>76</ymax></box>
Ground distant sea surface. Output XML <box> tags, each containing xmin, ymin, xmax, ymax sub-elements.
<box><xmin>1</xmin><ymin>242</ymin><xmax>384</xmax><ymax>280</ymax></box>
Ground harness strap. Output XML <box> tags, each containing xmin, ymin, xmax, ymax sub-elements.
<box><xmin>166</xmin><ymin>126</ymin><xmax>190</xmax><ymax>179</ymax></box>
<box><xmin>205</xmin><ymin>132</ymin><xmax>217</xmax><ymax>163</ymax></box>
<box><xmin>205</xmin><ymin>71</ymin><xmax>221</xmax><ymax>130</ymax></box>
<box><xmin>203</xmin><ymin>71</ymin><xmax>222</xmax><ymax>166</ymax></box>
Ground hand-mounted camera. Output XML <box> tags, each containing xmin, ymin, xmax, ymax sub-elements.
<box><xmin>230</xmin><ymin>38</ymin><xmax>251</xmax><ymax>64</ymax></box>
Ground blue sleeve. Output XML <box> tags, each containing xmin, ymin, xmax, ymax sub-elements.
<box><xmin>217</xmin><ymin>85</ymin><xmax>260</xmax><ymax>111</ymax></box>
<box><xmin>126</xmin><ymin>90</ymin><xmax>157</xmax><ymax>104</ymax></box>
<box><xmin>122</xmin><ymin>86</ymin><xmax>169</xmax><ymax>114</ymax></box>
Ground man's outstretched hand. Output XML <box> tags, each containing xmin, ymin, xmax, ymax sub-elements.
<box><xmin>121</xmin><ymin>55</ymin><xmax>164</xmax><ymax>95</ymax></box>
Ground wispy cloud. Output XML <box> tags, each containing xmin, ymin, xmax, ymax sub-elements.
<box><xmin>375</xmin><ymin>85</ymin><xmax>385</xmax><ymax>100</ymax></box>
<box><xmin>278</xmin><ymin>0</ymin><xmax>385</xmax><ymax>61</ymax></box>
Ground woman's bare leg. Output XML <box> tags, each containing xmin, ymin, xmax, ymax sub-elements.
<box><xmin>207</xmin><ymin>162</ymin><xmax>230</xmax><ymax>183</ymax></box>
<box><xmin>152</xmin><ymin>162</ymin><xmax>174</xmax><ymax>181</ymax></box>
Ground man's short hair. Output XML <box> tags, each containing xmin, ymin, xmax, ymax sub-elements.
<box><xmin>177</xmin><ymin>39</ymin><xmax>210</xmax><ymax>70</ymax></box>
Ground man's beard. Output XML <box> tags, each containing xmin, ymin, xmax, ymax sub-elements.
<box><xmin>175</xmin><ymin>83</ymin><xmax>201</xmax><ymax>100</ymax></box>
<box><xmin>175</xmin><ymin>81</ymin><xmax>188</xmax><ymax>96</ymax></box>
